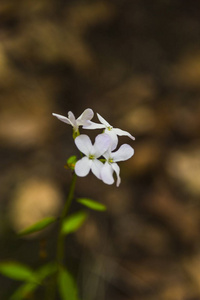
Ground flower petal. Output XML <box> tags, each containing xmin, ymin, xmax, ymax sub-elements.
<box><xmin>82</xmin><ymin>121</ymin><xmax>105</xmax><ymax>130</ymax></box>
<box><xmin>93</xmin><ymin>133</ymin><xmax>111</xmax><ymax>157</ymax></box>
<box><xmin>68</xmin><ymin>111</ymin><xmax>76</xmax><ymax>126</ymax></box>
<box><xmin>52</xmin><ymin>113</ymin><xmax>72</xmax><ymax>125</ymax></box>
<box><xmin>113</xmin><ymin>128</ymin><xmax>135</xmax><ymax>140</ymax></box>
<box><xmin>75</xmin><ymin>157</ymin><xmax>91</xmax><ymax>177</ymax></box>
<box><xmin>112</xmin><ymin>163</ymin><xmax>121</xmax><ymax>187</ymax></box>
<box><xmin>97</xmin><ymin>113</ymin><xmax>110</xmax><ymax>127</ymax></box>
<box><xmin>75</xmin><ymin>135</ymin><xmax>92</xmax><ymax>155</ymax></box>
<box><xmin>100</xmin><ymin>162</ymin><xmax>114</xmax><ymax>185</ymax></box>
<box><xmin>104</xmin><ymin>130</ymin><xmax>118</xmax><ymax>150</ymax></box>
<box><xmin>91</xmin><ymin>159</ymin><xmax>104</xmax><ymax>179</ymax></box>
<box><xmin>112</xmin><ymin>144</ymin><xmax>134</xmax><ymax>162</ymax></box>
<box><xmin>102</xmin><ymin>148</ymin><xmax>111</xmax><ymax>160</ymax></box>
<box><xmin>77</xmin><ymin>108</ymin><xmax>94</xmax><ymax>126</ymax></box>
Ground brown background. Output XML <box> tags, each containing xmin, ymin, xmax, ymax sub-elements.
<box><xmin>0</xmin><ymin>1</ymin><xmax>200</xmax><ymax>299</ymax></box>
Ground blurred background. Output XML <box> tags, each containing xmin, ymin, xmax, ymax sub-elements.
<box><xmin>0</xmin><ymin>0</ymin><xmax>200</xmax><ymax>299</ymax></box>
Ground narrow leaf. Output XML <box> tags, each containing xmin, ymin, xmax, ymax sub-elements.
<box><xmin>10</xmin><ymin>263</ymin><xmax>57</xmax><ymax>300</ymax></box>
<box><xmin>10</xmin><ymin>282</ymin><xmax>37</xmax><ymax>300</ymax></box>
<box><xmin>36</xmin><ymin>262</ymin><xmax>57</xmax><ymax>281</ymax></box>
<box><xmin>19</xmin><ymin>217</ymin><xmax>56</xmax><ymax>236</ymax></box>
<box><xmin>58</xmin><ymin>267</ymin><xmax>79</xmax><ymax>300</ymax></box>
<box><xmin>77</xmin><ymin>198</ymin><xmax>106</xmax><ymax>211</ymax></box>
<box><xmin>0</xmin><ymin>262</ymin><xmax>36</xmax><ymax>281</ymax></box>
<box><xmin>61</xmin><ymin>211</ymin><xmax>88</xmax><ymax>235</ymax></box>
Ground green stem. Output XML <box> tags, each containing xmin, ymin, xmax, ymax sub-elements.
<box><xmin>56</xmin><ymin>172</ymin><xmax>77</xmax><ymax>265</ymax></box>
<box><xmin>51</xmin><ymin>173</ymin><xmax>77</xmax><ymax>299</ymax></box>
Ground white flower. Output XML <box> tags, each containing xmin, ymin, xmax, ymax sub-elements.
<box><xmin>74</xmin><ymin>133</ymin><xmax>111</xmax><ymax>179</ymax></box>
<box><xmin>52</xmin><ymin>108</ymin><xmax>94</xmax><ymax>134</ymax></box>
<box><xmin>83</xmin><ymin>113</ymin><xmax>135</xmax><ymax>150</ymax></box>
<box><xmin>101</xmin><ymin>144</ymin><xmax>134</xmax><ymax>187</ymax></box>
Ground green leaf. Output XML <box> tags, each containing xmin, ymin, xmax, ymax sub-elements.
<box><xmin>58</xmin><ymin>267</ymin><xmax>79</xmax><ymax>300</ymax></box>
<box><xmin>19</xmin><ymin>216</ymin><xmax>56</xmax><ymax>236</ymax></box>
<box><xmin>77</xmin><ymin>198</ymin><xmax>107</xmax><ymax>211</ymax></box>
<box><xmin>10</xmin><ymin>263</ymin><xmax>57</xmax><ymax>300</ymax></box>
<box><xmin>0</xmin><ymin>262</ymin><xmax>36</xmax><ymax>282</ymax></box>
<box><xmin>61</xmin><ymin>211</ymin><xmax>88</xmax><ymax>235</ymax></box>
<box><xmin>10</xmin><ymin>282</ymin><xmax>37</xmax><ymax>300</ymax></box>
<box><xmin>36</xmin><ymin>262</ymin><xmax>57</xmax><ymax>282</ymax></box>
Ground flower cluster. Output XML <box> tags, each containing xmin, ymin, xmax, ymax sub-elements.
<box><xmin>52</xmin><ymin>109</ymin><xmax>135</xmax><ymax>187</ymax></box>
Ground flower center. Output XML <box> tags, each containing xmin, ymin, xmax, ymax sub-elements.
<box><xmin>107</xmin><ymin>126</ymin><xmax>113</xmax><ymax>131</ymax></box>
<box><xmin>89</xmin><ymin>154</ymin><xmax>95</xmax><ymax>160</ymax></box>
<box><xmin>108</xmin><ymin>158</ymin><xmax>114</xmax><ymax>163</ymax></box>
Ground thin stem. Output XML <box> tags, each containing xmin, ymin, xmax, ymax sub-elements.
<box><xmin>56</xmin><ymin>172</ymin><xmax>77</xmax><ymax>265</ymax></box>
<box><xmin>51</xmin><ymin>173</ymin><xmax>77</xmax><ymax>300</ymax></box>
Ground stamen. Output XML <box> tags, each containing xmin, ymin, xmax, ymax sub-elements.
<box><xmin>89</xmin><ymin>154</ymin><xmax>95</xmax><ymax>160</ymax></box>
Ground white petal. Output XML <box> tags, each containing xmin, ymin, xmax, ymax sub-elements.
<box><xmin>52</xmin><ymin>113</ymin><xmax>72</xmax><ymax>125</ymax></box>
<box><xmin>112</xmin><ymin>163</ymin><xmax>121</xmax><ymax>187</ymax></box>
<box><xmin>103</xmin><ymin>148</ymin><xmax>111</xmax><ymax>160</ymax></box>
<box><xmin>101</xmin><ymin>162</ymin><xmax>114</xmax><ymax>185</ymax></box>
<box><xmin>68</xmin><ymin>111</ymin><xmax>76</xmax><ymax>126</ymax></box>
<box><xmin>91</xmin><ymin>159</ymin><xmax>104</xmax><ymax>179</ymax></box>
<box><xmin>75</xmin><ymin>135</ymin><xmax>92</xmax><ymax>155</ymax></box>
<box><xmin>113</xmin><ymin>128</ymin><xmax>135</xmax><ymax>140</ymax></box>
<box><xmin>104</xmin><ymin>130</ymin><xmax>118</xmax><ymax>150</ymax></box>
<box><xmin>112</xmin><ymin>144</ymin><xmax>134</xmax><ymax>162</ymax></box>
<box><xmin>77</xmin><ymin>108</ymin><xmax>94</xmax><ymax>126</ymax></box>
<box><xmin>75</xmin><ymin>157</ymin><xmax>92</xmax><ymax>177</ymax></box>
<box><xmin>82</xmin><ymin>121</ymin><xmax>105</xmax><ymax>130</ymax></box>
<box><xmin>93</xmin><ymin>133</ymin><xmax>111</xmax><ymax>157</ymax></box>
<box><xmin>97</xmin><ymin>113</ymin><xmax>111</xmax><ymax>127</ymax></box>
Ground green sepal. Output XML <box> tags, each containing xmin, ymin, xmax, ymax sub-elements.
<box><xmin>65</xmin><ymin>155</ymin><xmax>77</xmax><ymax>170</ymax></box>
<box><xmin>77</xmin><ymin>198</ymin><xmax>107</xmax><ymax>211</ymax></box>
<box><xmin>61</xmin><ymin>211</ymin><xmax>88</xmax><ymax>235</ymax></box>
<box><xmin>18</xmin><ymin>217</ymin><xmax>57</xmax><ymax>236</ymax></box>
<box><xmin>72</xmin><ymin>129</ymin><xmax>80</xmax><ymax>139</ymax></box>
